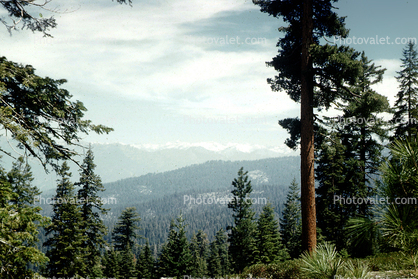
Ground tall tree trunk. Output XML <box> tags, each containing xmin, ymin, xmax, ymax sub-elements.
<box><xmin>300</xmin><ymin>0</ymin><xmax>316</xmax><ymax>253</ymax></box>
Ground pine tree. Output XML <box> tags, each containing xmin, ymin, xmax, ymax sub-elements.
<box><xmin>207</xmin><ymin>241</ymin><xmax>222</xmax><ymax>278</ymax></box>
<box><xmin>112</xmin><ymin>207</ymin><xmax>141</xmax><ymax>251</ymax></box>
<box><xmin>316</xmin><ymin>54</ymin><xmax>389</xmax><ymax>255</ymax></box>
<box><xmin>190</xmin><ymin>230</ymin><xmax>209</xmax><ymax>277</ymax></box>
<box><xmin>228</xmin><ymin>167</ymin><xmax>258</xmax><ymax>273</ymax></box>
<box><xmin>253</xmin><ymin>0</ymin><xmax>364</xmax><ymax>252</ymax></box>
<box><xmin>207</xmin><ymin>228</ymin><xmax>229</xmax><ymax>277</ymax></box>
<box><xmin>0</xmin><ymin>160</ymin><xmax>49</xmax><ymax>278</ymax></box>
<box><xmin>120</xmin><ymin>245</ymin><xmax>136</xmax><ymax>279</ymax></box>
<box><xmin>280</xmin><ymin>179</ymin><xmax>302</xmax><ymax>258</ymax></box>
<box><xmin>8</xmin><ymin>156</ymin><xmax>40</xmax><ymax>206</ymax></box>
<box><xmin>392</xmin><ymin>41</ymin><xmax>418</xmax><ymax>139</ymax></box>
<box><xmin>157</xmin><ymin>215</ymin><xmax>192</xmax><ymax>278</ymax></box>
<box><xmin>103</xmin><ymin>248</ymin><xmax>121</xmax><ymax>279</ymax></box>
<box><xmin>76</xmin><ymin>148</ymin><xmax>108</xmax><ymax>278</ymax></box>
<box><xmin>44</xmin><ymin>161</ymin><xmax>86</xmax><ymax>277</ymax></box>
<box><xmin>315</xmin><ymin>132</ymin><xmax>348</xmax><ymax>250</ymax></box>
<box><xmin>257</xmin><ymin>202</ymin><xmax>289</xmax><ymax>264</ymax></box>
<box><xmin>136</xmin><ymin>241</ymin><xmax>155</xmax><ymax>279</ymax></box>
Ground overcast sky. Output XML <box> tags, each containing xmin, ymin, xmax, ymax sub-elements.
<box><xmin>1</xmin><ymin>0</ymin><xmax>417</xmax><ymax>154</ymax></box>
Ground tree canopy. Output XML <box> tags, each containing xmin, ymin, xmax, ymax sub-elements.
<box><xmin>0</xmin><ymin>56</ymin><xmax>113</xmax><ymax>170</ymax></box>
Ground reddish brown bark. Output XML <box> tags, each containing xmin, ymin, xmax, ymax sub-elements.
<box><xmin>300</xmin><ymin>0</ymin><xmax>316</xmax><ymax>253</ymax></box>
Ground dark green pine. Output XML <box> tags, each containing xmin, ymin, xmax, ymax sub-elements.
<box><xmin>257</xmin><ymin>202</ymin><xmax>289</xmax><ymax>264</ymax></box>
<box><xmin>279</xmin><ymin>179</ymin><xmax>302</xmax><ymax>258</ymax></box>
<box><xmin>189</xmin><ymin>230</ymin><xmax>209</xmax><ymax>277</ymax></box>
<box><xmin>44</xmin><ymin>161</ymin><xmax>86</xmax><ymax>277</ymax></box>
<box><xmin>76</xmin><ymin>148</ymin><xmax>108</xmax><ymax>278</ymax></box>
<box><xmin>136</xmin><ymin>240</ymin><xmax>155</xmax><ymax>279</ymax></box>
<box><xmin>392</xmin><ymin>41</ymin><xmax>418</xmax><ymax>139</ymax></box>
<box><xmin>227</xmin><ymin>167</ymin><xmax>258</xmax><ymax>273</ymax></box>
<box><xmin>102</xmin><ymin>248</ymin><xmax>120</xmax><ymax>279</ymax></box>
<box><xmin>112</xmin><ymin>207</ymin><xmax>141</xmax><ymax>251</ymax></box>
<box><xmin>156</xmin><ymin>215</ymin><xmax>192</xmax><ymax>278</ymax></box>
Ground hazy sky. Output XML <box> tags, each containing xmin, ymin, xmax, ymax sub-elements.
<box><xmin>1</xmin><ymin>0</ymin><xmax>417</xmax><ymax>153</ymax></box>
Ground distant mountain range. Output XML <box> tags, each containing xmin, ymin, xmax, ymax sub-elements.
<box><xmin>0</xmin><ymin>137</ymin><xmax>297</xmax><ymax>190</ymax></box>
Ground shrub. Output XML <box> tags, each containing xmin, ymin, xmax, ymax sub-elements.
<box><xmin>243</xmin><ymin>260</ymin><xmax>303</xmax><ymax>279</ymax></box>
<box><xmin>300</xmin><ymin>242</ymin><xmax>344</xmax><ymax>279</ymax></box>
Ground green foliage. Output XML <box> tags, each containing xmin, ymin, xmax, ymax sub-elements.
<box><xmin>103</xmin><ymin>248</ymin><xmax>121</xmax><ymax>279</ymax></box>
<box><xmin>43</xmin><ymin>162</ymin><xmax>86</xmax><ymax>277</ymax></box>
<box><xmin>76</xmin><ymin>148</ymin><xmax>108</xmax><ymax>278</ymax></box>
<box><xmin>300</xmin><ymin>242</ymin><xmax>344</xmax><ymax>279</ymax></box>
<box><xmin>0</xmin><ymin>56</ymin><xmax>113</xmax><ymax>171</ymax></box>
<box><xmin>157</xmin><ymin>215</ymin><xmax>192</xmax><ymax>278</ymax></box>
<box><xmin>208</xmin><ymin>228</ymin><xmax>229</xmax><ymax>277</ymax></box>
<box><xmin>120</xmin><ymin>246</ymin><xmax>136</xmax><ymax>279</ymax></box>
<box><xmin>136</xmin><ymin>241</ymin><xmax>155</xmax><ymax>279</ymax></box>
<box><xmin>0</xmin><ymin>159</ymin><xmax>49</xmax><ymax>278</ymax></box>
<box><xmin>256</xmin><ymin>202</ymin><xmax>289</xmax><ymax>264</ymax></box>
<box><xmin>243</xmin><ymin>260</ymin><xmax>304</xmax><ymax>279</ymax></box>
<box><xmin>112</xmin><ymin>207</ymin><xmax>141</xmax><ymax>251</ymax></box>
<box><xmin>280</xmin><ymin>179</ymin><xmax>302</xmax><ymax>258</ymax></box>
<box><xmin>190</xmin><ymin>230</ymin><xmax>209</xmax><ymax>277</ymax></box>
<box><xmin>316</xmin><ymin>53</ymin><xmax>388</xmax><ymax>256</ymax></box>
<box><xmin>392</xmin><ymin>41</ymin><xmax>418</xmax><ymax>139</ymax></box>
<box><xmin>342</xmin><ymin>259</ymin><xmax>371</xmax><ymax>278</ymax></box>
<box><xmin>228</xmin><ymin>167</ymin><xmax>258</xmax><ymax>273</ymax></box>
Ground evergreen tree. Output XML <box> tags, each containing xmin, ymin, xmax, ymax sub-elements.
<box><xmin>136</xmin><ymin>241</ymin><xmax>155</xmax><ymax>279</ymax></box>
<box><xmin>112</xmin><ymin>207</ymin><xmax>141</xmax><ymax>251</ymax></box>
<box><xmin>0</xmin><ymin>160</ymin><xmax>49</xmax><ymax>278</ymax></box>
<box><xmin>280</xmin><ymin>179</ymin><xmax>302</xmax><ymax>258</ymax></box>
<box><xmin>316</xmin><ymin>54</ymin><xmax>389</xmax><ymax>255</ymax></box>
<box><xmin>207</xmin><ymin>241</ymin><xmax>222</xmax><ymax>278</ymax></box>
<box><xmin>0</xmin><ymin>56</ymin><xmax>113</xmax><ymax>171</ymax></box>
<box><xmin>8</xmin><ymin>156</ymin><xmax>40</xmax><ymax>206</ymax></box>
<box><xmin>257</xmin><ymin>202</ymin><xmax>289</xmax><ymax>264</ymax></box>
<box><xmin>103</xmin><ymin>248</ymin><xmax>121</xmax><ymax>279</ymax></box>
<box><xmin>157</xmin><ymin>215</ymin><xmax>192</xmax><ymax>278</ymax></box>
<box><xmin>120</xmin><ymin>245</ymin><xmax>136</xmax><ymax>279</ymax></box>
<box><xmin>228</xmin><ymin>167</ymin><xmax>258</xmax><ymax>273</ymax></box>
<box><xmin>315</xmin><ymin>132</ymin><xmax>348</xmax><ymax>250</ymax></box>
<box><xmin>190</xmin><ymin>230</ymin><xmax>209</xmax><ymax>277</ymax></box>
<box><xmin>392</xmin><ymin>41</ymin><xmax>418</xmax><ymax>139</ymax></box>
<box><xmin>44</xmin><ymin>162</ymin><xmax>86</xmax><ymax>277</ymax></box>
<box><xmin>76</xmin><ymin>148</ymin><xmax>108</xmax><ymax>278</ymax></box>
<box><xmin>253</xmin><ymin>0</ymin><xmax>364</xmax><ymax>252</ymax></box>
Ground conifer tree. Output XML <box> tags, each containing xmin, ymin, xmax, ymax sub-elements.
<box><xmin>315</xmin><ymin>132</ymin><xmax>348</xmax><ymax>250</ymax></box>
<box><xmin>120</xmin><ymin>245</ymin><xmax>136</xmax><ymax>279</ymax></box>
<box><xmin>157</xmin><ymin>215</ymin><xmax>192</xmax><ymax>278</ymax></box>
<box><xmin>76</xmin><ymin>148</ymin><xmax>108</xmax><ymax>278</ymax></box>
<box><xmin>280</xmin><ymin>179</ymin><xmax>302</xmax><ymax>258</ymax></box>
<box><xmin>253</xmin><ymin>0</ymin><xmax>364</xmax><ymax>252</ymax></box>
<box><xmin>207</xmin><ymin>241</ymin><xmax>222</xmax><ymax>278</ymax></box>
<box><xmin>316</xmin><ymin>54</ymin><xmax>388</xmax><ymax>254</ymax></box>
<box><xmin>44</xmin><ymin>161</ymin><xmax>86</xmax><ymax>277</ymax></box>
<box><xmin>103</xmin><ymin>248</ymin><xmax>121</xmax><ymax>279</ymax></box>
<box><xmin>8</xmin><ymin>156</ymin><xmax>40</xmax><ymax>206</ymax></box>
<box><xmin>136</xmin><ymin>241</ymin><xmax>155</xmax><ymax>279</ymax></box>
<box><xmin>257</xmin><ymin>202</ymin><xmax>289</xmax><ymax>264</ymax></box>
<box><xmin>112</xmin><ymin>207</ymin><xmax>141</xmax><ymax>251</ymax></box>
<box><xmin>0</xmin><ymin>160</ymin><xmax>49</xmax><ymax>278</ymax></box>
<box><xmin>190</xmin><ymin>230</ymin><xmax>209</xmax><ymax>277</ymax></box>
<box><xmin>392</xmin><ymin>41</ymin><xmax>418</xmax><ymax>139</ymax></box>
<box><xmin>228</xmin><ymin>167</ymin><xmax>258</xmax><ymax>273</ymax></box>
<box><xmin>207</xmin><ymin>228</ymin><xmax>229</xmax><ymax>277</ymax></box>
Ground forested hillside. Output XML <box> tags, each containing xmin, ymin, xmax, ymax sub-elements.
<box><xmin>37</xmin><ymin>156</ymin><xmax>299</xmax><ymax>248</ymax></box>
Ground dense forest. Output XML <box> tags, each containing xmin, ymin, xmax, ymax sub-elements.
<box><xmin>1</xmin><ymin>0</ymin><xmax>418</xmax><ymax>278</ymax></box>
